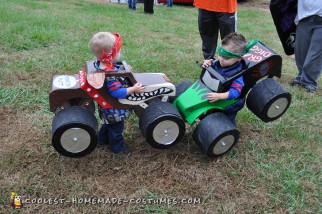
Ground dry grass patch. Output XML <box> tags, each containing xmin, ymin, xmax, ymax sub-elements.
<box><xmin>0</xmin><ymin>105</ymin><xmax>273</xmax><ymax>213</ymax></box>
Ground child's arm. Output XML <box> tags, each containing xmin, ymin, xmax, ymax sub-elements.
<box><xmin>107</xmin><ymin>80</ymin><xmax>145</xmax><ymax>99</ymax></box>
<box><xmin>207</xmin><ymin>77</ymin><xmax>244</xmax><ymax>102</ymax></box>
<box><xmin>207</xmin><ymin>92</ymin><xmax>229</xmax><ymax>102</ymax></box>
<box><xmin>227</xmin><ymin>77</ymin><xmax>244</xmax><ymax>100</ymax></box>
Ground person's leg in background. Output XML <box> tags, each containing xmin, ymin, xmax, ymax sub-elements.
<box><xmin>144</xmin><ymin>0</ymin><xmax>154</xmax><ymax>14</ymax></box>
<box><xmin>128</xmin><ymin>0</ymin><xmax>136</xmax><ymax>10</ymax></box>
<box><xmin>217</xmin><ymin>12</ymin><xmax>236</xmax><ymax>42</ymax></box>
<box><xmin>294</xmin><ymin>17</ymin><xmax>311</xmax><ymax>86</ymax></box>
<box><xmin>167</xmin><ymin>0</ymin><xmax>173</xmax><ymax>7</ymax></box>
<box><xmin>198</xmin><ymin>9</ymin><xmax>218</xmax><ymax>59</ymax></box>
<box><xmin>295</xmin><ymin>16</ymin><xmax>322</xmax><ymax>92</ymax></box>
<box><xmin>128</xmin><ymin>0</ymin><xmax>132</xmax><ymax>9</ymax></box>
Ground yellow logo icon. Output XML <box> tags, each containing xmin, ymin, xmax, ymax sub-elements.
<box><xmin>11</xmin><ymin>192</ymin><xmax>23</xmax><ymax>209</ymax></box>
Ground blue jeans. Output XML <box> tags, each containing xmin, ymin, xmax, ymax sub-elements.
<box><xmin>128</xmin><ymin>0</ymin><xmax>136</xmax><ymax>10</ymax></box>
<box><xmin>167</xmin><ymin>0</ymin><xmax>173</xmax><ymax>7</ymax></box>
<box><xmin>224</xmin><ymin>98</ymin><xmax>245</xmax><ymax>127</ymax></box>
<box><xmin>98</xmin><ymin>121</ymin><xmax>127</xmax><ymax>153</ymax></box>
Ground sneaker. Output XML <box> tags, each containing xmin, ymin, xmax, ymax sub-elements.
<box><xmin>304</xmin><ymin>85</ymin><xmax>316</xmax><ymax>93</ymax></box>
<box><xmin>290</xmin><ymin>79</ymin><xmax>302</xmax><ymax>87</ymax></box>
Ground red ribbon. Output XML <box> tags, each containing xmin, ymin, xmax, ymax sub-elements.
<box><xmin>97</xmin><ymin>33</ymin><xmax>122</xmax><ymax>71</ymax></box>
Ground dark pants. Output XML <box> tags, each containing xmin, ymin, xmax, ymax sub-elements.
<box><xmin>198</xmin><ymin>9</ymin><xmax>236</xmax><ymax>59</ymax></box>
<box><xmin>98</xmin><ymin>121</ymin><xmax>127</xmax><ymax>153</ymax></box>
<box><xmin>144</xmin><ymin>0</ymin><xmax>154</xmax><ymax>14</ymax></box>
<box><xmin>128</xmin><ymin>0</ymin><xmax>136</xmax><ymax>10</ymax></box>
<box><xmin>224</xmin><ymin>98</ymin><xmax>245</xmax><ymax>127</ymax></box>
<box><xmin>295</xmin><ymin>15</ymin><xmax>322</xmax><ymax>90</ymax></box>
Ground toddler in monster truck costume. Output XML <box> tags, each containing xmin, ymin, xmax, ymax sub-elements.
<box><xmin>89</xmin><ymin>32</ymin><xmax>145</xmax><ymax>154</ymax></box>
<box><xmin>202</xmin><ymin>32</ymin><xmax>257</xmax><ymax>126</ymax></box>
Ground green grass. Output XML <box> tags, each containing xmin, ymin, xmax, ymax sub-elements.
<box><xmin>0</xmin><ymin>0</ymin><xmax>321</xmax><ymax>213</ymax></box>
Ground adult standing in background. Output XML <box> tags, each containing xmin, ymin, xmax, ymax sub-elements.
<box><xmin>194</xmin><ymin>0</ymin><xmax>237</xmax><ymax>60</ymax></box>
<box><xmin>144</xmin><ymin>0</ymin><xmax>154</xmax><ymax>14</ymax></box>
<box><xmin>290</xmin><ymin>0</ymin><xmax>322</xmax><ymax>93</ymax></box>
<box><xmin>167</xmin><ymin>0</ymin><xmax>173</xmax><ymax>7</ymax></box>
<box><xmin>128</xmin><ymin>0</ymin><xmax>136</xmax><ymax>10</ymax></box>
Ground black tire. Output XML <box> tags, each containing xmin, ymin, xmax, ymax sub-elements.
<box><xmin>169</xmin><ymin>80</ymin><xmax>193</xmax><ymax>103</ymax></box>
<box><xmin>193</xmin><ymin>112</ymin><xmax>239</xmax><ymax>158</ymax></box>
<box><xmin>52</xmin><ymin>106</ymin><xmax>98</xmax><ymax>157</ymax></box>
<box><xmin>133</xmin><ymin>97</ymin><xmax>161</xmax><ymax>118</ymax></box>
<box><xmin>139</xmin><ymin>102</ymin><xmax>185</xmax><ymax>149</ymax></box>
<box><xmin>246</xmin><ymin>78</ymin><xmax>291</xmax><ymax>122</ymax></box>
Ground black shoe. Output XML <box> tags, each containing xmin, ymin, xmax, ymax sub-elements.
<box><xmin>290</xmin><ymin>79</ymin><xmax>301</xmax><ymax>87</ymax></box>
<box><xmin>304</xmin><ymin>85</ymin><xmax>316</xmax><ymax>93</ymax></box>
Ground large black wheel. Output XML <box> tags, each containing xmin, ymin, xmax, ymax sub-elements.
<box><xmin>52</xmin><ymin>106</ymin><xmax>98</xmax><ymax>157</ymax></box>
<box><xmin>139</xmin><ymin>102</ymin><xmax>185</xmax><ymax>149</ymax></box>
<box><xmin>133</xmin><ymin>97</ymin><xmax>161</xmax><ymax>118</ymax></box>
<box><xmin>169</xmin><ymin>80</ymin><xmax>193</xmax><ymax>103</ymax></box>
<box><xmin>193</xmin><ymin>112</ymin><xmax>239</xmax><ymax>158</ymax></box>
<box><xmin>246</xmin><ymin>78</ymin><xmax>291</xmax><ymax>122</ymax></box>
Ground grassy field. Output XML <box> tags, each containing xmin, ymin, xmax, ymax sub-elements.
<box><xmin>0</xmin><ymin>0</ymin><xmax>321</xmax><ymax>213</ymax></box>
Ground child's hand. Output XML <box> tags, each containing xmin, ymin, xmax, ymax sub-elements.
<box><xmin>127</xmin><ymin>83</ymin><xmax>145</xmax><ymax>94</ymax></box>
<box><xmin>207</xmin><ymin>92</ymin><xmax>221</xmax><ymax>102</ymax></box>
<box><xmin>202</xmin><ymin>59</ymin><xmax>213</xmax><ymax>68</ymax></box>
<box><xmin>133</xmin><ymin>83</ymin><xmax>145</xmax><ymax>93</ymax></box>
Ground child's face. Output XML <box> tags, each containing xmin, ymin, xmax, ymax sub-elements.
<box><xmin>218</xmin><ymin>44</ymin><xmax>241</xmax><ymax>67</ymax></box>
<box><xmin>218</xmin><ymin>55</ymin><xmax>240</xmax><ymax>67</ymax></box>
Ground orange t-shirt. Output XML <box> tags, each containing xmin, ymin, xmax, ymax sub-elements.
<box><xmin>194</xmin><ymin>0</ymin><xmax>237</xmax><ymax>13</ymax></box>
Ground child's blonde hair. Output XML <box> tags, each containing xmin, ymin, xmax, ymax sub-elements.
<box><xmin>89</xmin><ymin>32</ymin><xmax>116</xmax><ymax>57</ymax></box>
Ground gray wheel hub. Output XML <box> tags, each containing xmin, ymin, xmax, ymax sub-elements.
<box><xmin>267</xmin><ymin>97</ymin><xmax>288</xmax><ymax>118</ymax></box>
<box><xmin>61</xmin><ymin>128</ymin><xmax>91</xmax><ymax>153</ymax></box>
<box><xmin>213</xmin><ymin>135</ymin><xmax>235</xmax><ymax>155</ymax></box>
<box><xmin>152</xmin><ymin>120</ymin><xmax>180</xmax><ymax>145</ymax></box>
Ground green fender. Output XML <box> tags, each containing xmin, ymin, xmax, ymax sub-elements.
<box><xmin>173</xmin><ymin>80</ymin><xmax>237</xmax><ymax>125</ymax></box>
